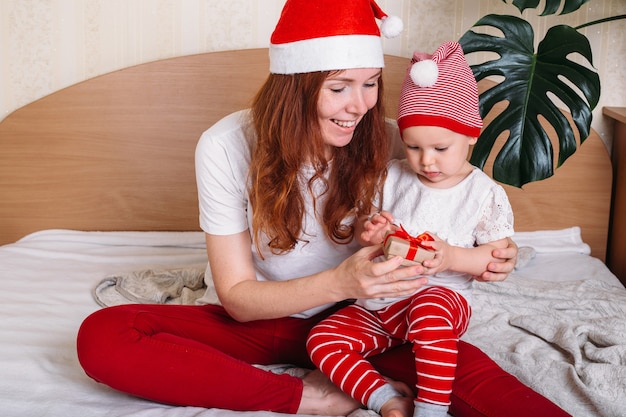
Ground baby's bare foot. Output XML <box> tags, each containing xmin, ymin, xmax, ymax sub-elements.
<box><xmin>297</xmin><ymin>369</ymin><xmax>362</xmax><ymax>416</ymax></box>
<box><xmin>380</xmin><ymin>396</ymin><xmax>413</xmax><ymax>417</ymax></box>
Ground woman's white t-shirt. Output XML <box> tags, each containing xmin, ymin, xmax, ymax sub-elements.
<box><xmin>195</xmin><ymin>110</ymin><xmax>360</xmax><ymax>318</ymax></box>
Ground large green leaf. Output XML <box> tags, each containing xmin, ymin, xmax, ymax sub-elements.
<box><xmin>459</xmin><ymin>14</ymin><xmax>600</xmax><ymax>187</ymax></box>
<box><xmin>505</xmin><ymin>0</ymin><xmax>591</xmax><ymax>15</ymax></box>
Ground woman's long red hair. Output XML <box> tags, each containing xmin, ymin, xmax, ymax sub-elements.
<box><xmin>248</xmin><ymin>71</ymin><xmax>389</xmax><ymax>256</ymax></box>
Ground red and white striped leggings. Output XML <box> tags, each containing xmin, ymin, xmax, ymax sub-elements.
<box><xmin>307</xmin><ymin>286</ymin><xmax>471</xmax><ymax>408</ymax></box>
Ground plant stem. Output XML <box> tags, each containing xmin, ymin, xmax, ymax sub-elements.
<box><xmin>575</xmin><ymin>14</ymin><xmax>626</xmax><ymax>30</ymax></box>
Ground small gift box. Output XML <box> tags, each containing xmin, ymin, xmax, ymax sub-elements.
<box><xmin>383</xmin><ymin>227</ymin><xmax>435</xmax><ymax>266</ymax></box>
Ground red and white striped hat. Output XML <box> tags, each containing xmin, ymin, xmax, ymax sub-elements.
<box><xmin>269</xmin><ymin>0</ymin><xmax>403</xmax><ymax>74</ymax></box>
<box><xmin>397</xmin><ymin>41</ymin><xmax>483</xmax><ymax>138</ymax></box>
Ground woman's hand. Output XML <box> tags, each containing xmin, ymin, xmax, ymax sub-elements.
<box><xmin>332</xmin><ymin>245</ymin><xmax>428</xmax><ymax>301</ymax></box>
<box><xmin>475</xmin><ymin>236</ymin><xmax>518</xmax><ymax>282</ymax></box>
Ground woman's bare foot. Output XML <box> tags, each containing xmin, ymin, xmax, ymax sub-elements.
<box><xmin>380</xmin><ymin>396</ymin><xmax>414</xmax><ymax>417</ymax></box>
<box><xmin>297</xmin><ymin>369</ymin><xmax>362</xmax><ymax>416</ymax></box>
<box><xmin>384</xmin><ymin>377</ymin><xmax>414</xmax><ymax>398</ymax></box>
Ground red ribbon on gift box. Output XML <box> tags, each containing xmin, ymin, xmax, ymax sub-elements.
<box><xmin>384</xmin><ymin>225</ymin><xmax>434</xmax><ymax>260</ymax></box>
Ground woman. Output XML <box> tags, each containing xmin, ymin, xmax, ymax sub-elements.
<box><xmin>77</xmin><ymin>1</ymin><xmax>570</xmax><ymax>416</ymax></box>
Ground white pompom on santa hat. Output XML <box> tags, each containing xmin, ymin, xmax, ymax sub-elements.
<box><xmin>269</xmin><ymin>0</ymin><xmax>403</xmax><ymax>74</ymax></box>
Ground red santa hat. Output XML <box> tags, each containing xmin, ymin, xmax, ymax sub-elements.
<box><xmin>397</xmin><ymin>41</ymin><xmax>483</xmax><ymax>138</ymax></box>
<box><xmin>269</xmin><ymin>0</ymin><xmax>403</xmax><ymax>74</ymax></box>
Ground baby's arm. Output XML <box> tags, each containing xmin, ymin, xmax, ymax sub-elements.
<box><xmin>423</xmin><ymin>237</ymin><xmax>510</xmax><ymax>277</ymax></box>
<box><xmin>355</xmin><ymin>211</ymin><xmax>397</xmax><ymax>247</ymax></box>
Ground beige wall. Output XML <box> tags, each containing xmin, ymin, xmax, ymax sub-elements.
<box><xmin>1</xmin><ymin>0</ymin><xmax>624</xmax><ymax>149</ymax></box>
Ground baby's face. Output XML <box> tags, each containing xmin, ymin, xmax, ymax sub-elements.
<box><xmin>402</xmin><ymin>125</ymin><xmax>477</xmax><ymax>188</ymax></box>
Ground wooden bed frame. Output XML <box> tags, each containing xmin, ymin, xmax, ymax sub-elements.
<box><xmin>0</xmin><ymin>48</ymin><xmax>613</xmax><ymax>260</ymax></box>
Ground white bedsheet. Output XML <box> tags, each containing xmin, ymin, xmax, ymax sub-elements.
<box><xmin>1</xmin><ymin>229</ymin><xmax>624</xmax><ymax>417</ymax></box>
<box><xmin>0</xmin><ymin>230</ymin><xmax>315</xmax><ymax>417</ymax></box>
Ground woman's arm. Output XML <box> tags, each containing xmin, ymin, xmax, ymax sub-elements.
<box><xmin>206</xmin><ymin>231</ymin><xmax>342</xmax><ymax>322</ymax></box>
<box><xmin>205</xmin><ymin>231</ymin><xmax>428</xmax><ymax>322</ymax></box>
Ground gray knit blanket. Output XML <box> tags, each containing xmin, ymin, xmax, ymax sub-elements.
<box><xmin>93</xmin><ymin>267</ymin><xmax>219</xmax><ymax>307</ymax></box>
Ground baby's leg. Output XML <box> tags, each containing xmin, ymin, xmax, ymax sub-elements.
<box><xmin>307</xmin><ymin>305</ymin><xmax>404</xmax><ymax>409</ymax></box>
<box><xmin>407</xmin><ymin>287</ymin><xmax>470</xmax><ymax>416</ymax></box>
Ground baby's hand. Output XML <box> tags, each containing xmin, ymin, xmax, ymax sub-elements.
<box><xmin>419</xmin><ymin>233</ymin><xmax>452</xmax><ymax>274</ymax></box>
<box><xmin>361</xmin><ymin>211</ymin><xmax>397</xmax><ymax>245</ymax></box>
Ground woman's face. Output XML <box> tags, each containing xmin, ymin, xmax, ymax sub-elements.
<box><xmin>317</xmin><ymin>68</ymin><xmax>381</xmax><ymax>152</ymax></box>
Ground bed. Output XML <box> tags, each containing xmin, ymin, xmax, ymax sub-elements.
<box><xmin>0</xmin><ymin>48</ymin><xmax>624</xmax><ymax>417</ymax></box>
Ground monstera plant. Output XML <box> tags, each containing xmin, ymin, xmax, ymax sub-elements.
<box><xmin>459</xmin><ymin>0</ymin><xmax>625</xmax><ymax>187</ymax></box>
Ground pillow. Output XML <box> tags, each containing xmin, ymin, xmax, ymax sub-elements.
<box><xmin>512</xmin><ymin>226</ymin><xmax>591</xmax><ymax>255</ymax></box>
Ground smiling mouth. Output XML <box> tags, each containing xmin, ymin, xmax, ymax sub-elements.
<box><xmin>332</xmin><ymin>119</ymin><xmax>357</xmax><ymax>128</ymax></box>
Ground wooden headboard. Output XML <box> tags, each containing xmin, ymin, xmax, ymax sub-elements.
<box><xmin>0</xmin><ymin>48</ymin><xmax>612</xmax><ymax>260</ymax></box>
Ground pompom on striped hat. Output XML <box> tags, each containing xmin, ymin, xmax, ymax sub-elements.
<box><xmin>269</xmin><ymin>0</ymin><xmax>403</xmax><ymax>74</ymax></box>
<box><xmin>397</xmin><ymin>41</ymin><xmax>483</xmax><ymax>138</ymax></box>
